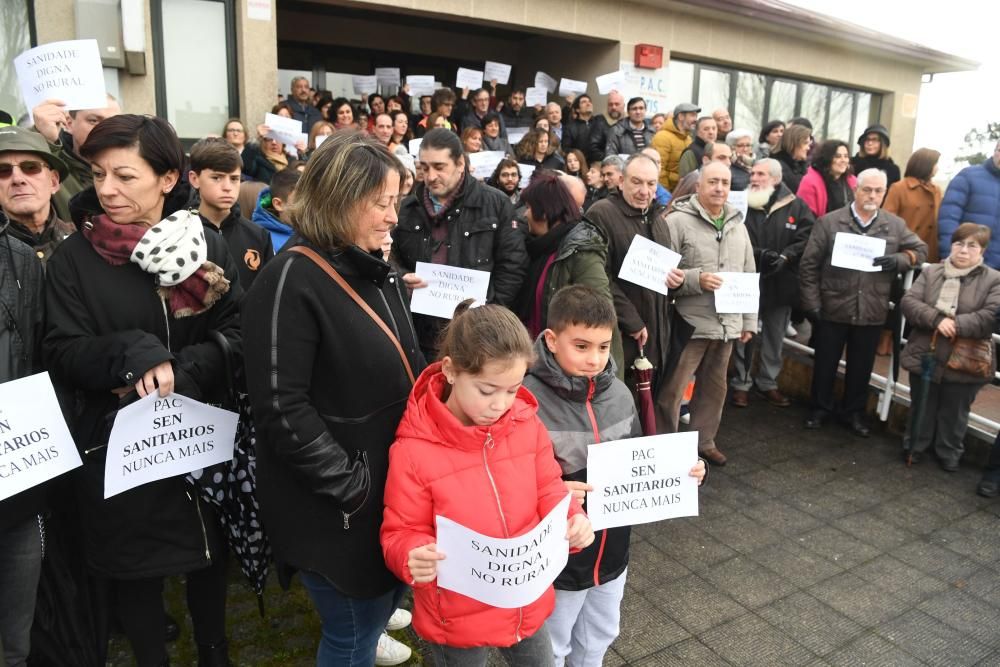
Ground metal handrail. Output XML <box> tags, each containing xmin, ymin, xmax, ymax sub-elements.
<box><xmin>784</xmin><ymin>265</ymin><xmax>1000</xmax><ymax>441</ymax></box>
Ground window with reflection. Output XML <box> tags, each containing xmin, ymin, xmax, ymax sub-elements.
<box><xmin>697</xmin><ymin>68</ymin><xmax>730</xmax><ymax>117</ymax></box>
<box><xmin>666</xmin><ymin>60</ymin><xmax>695</xmax><ymax>110</ymax></box>
<box><xmin>827</xmin><ymin>90</ymin><xmax>854</xmax><ymax>142</ymax></box>
<box><xmin>854</xmin><ymin>93</ymin><xmax>872</xmax><ymax>137</ymax></box>
<box><xmin>768</xmin><ymin>80</ymin><xmax>797</xmax><ymax>124</ymax></box>
<box><xmin>0</xmin><ymin>2</ymin><xmax>31</xmax><ymax>120</ymax></box>
<box><xmin>735</xmin><ymin>72</ymin><xmax>766</xmax><ymax>131</ymax></box>
<box><xmin>800</xmin><ymin>83</ymin><xmax>828</xmax><ymax>140</ymax></box>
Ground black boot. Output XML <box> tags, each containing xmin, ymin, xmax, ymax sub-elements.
<box><xmin>197</xmin><ymin>639</ymin><xmax>233</xmax><ymax>667</ymax></box>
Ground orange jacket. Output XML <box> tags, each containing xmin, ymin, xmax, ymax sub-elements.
<box><xmin>883</xmin><ymin>176</ymin><xmax>942</xmax><ymax>263</ymax></box>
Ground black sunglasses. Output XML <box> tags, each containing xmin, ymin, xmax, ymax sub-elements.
<box><xmin>0</xmin><ymin>160</ymin><xmax>48</xmax><ymax>179</ymax></box>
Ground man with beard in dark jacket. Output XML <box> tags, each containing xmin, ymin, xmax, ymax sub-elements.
<box><xmin>500</xmin><ymin>88</ymin><xmax>533</xmax><ymax>130</ymax></box>
<box><xmin>394</xmin><ymin>128</ymin><xmax>528</xmax><ymax>356</ymax></box>
<box><xmin>0</xmin><ymin>212</ymin><xmax>45</xmax><ymax>667</ymax></box>
<box><xmin>589</xmin><ymin>91</ymin><xmax>625</xmax><ymax>163</ymax></box>
<box><xmin>587</xmin><ymin>154</ymin><xmax>684</xmax><ymax>409</ymax></box>
<box><xmin>730</xmin><ymin>158</ymin><xmax>814</xmax><ymax>408</ymax></box>
<box><xmin>562</xmin><ymin>94</ymin><xmax>604</xmax><ymax>165</ymax></box>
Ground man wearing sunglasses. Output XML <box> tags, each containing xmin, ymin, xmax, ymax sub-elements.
<box><xmin>0</xmin><ymin>127</ymin><xmax>74</xmax><ymax>266</ymax></box>
<box><xmin>31</xmin><ymin>94</ymin><xmax>120</xmax><ymax>222</ymax></box>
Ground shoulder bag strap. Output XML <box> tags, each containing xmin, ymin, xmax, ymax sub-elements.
<box><xmin>289</xmin><ymin>246</ymin><xmax>415</xmax><ymax>385</ymax></box>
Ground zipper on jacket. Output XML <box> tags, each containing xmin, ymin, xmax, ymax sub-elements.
<box><xmin>159</xmin><ymin>294</ymin><xmax>172</xmax><ymax>352</ymax></box>
<box><xmin>481</xmin><ymin>430</ymin><xmax>524</xmax><ymax>641</ymax></box>
<box><xmin>342</xmin><ymin>451</ymin><xmax>371</xmax><ymax>530</ymax></box>
<box><xmin>188</xmin><ymin>489</ymin><xmax>212</xmax><ymax>563</ymax></box>
<box><xmin>584</xmin><ymin>379</ymin><xmax>606</xmax><ymax>586</ymax></box>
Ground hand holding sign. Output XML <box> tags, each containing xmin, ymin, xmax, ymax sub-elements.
<box><xmin>408</xmin><ymin>542</ymin><xmax>447</xmax><ymax>583</ymax></box>
<box><xmin>831</xmin><ymin>232</ymin><xmax>886</xmax><ymax>272</ymax></box>
<box><xmin>409</xmin><ymin>262</ymin><xmax>491</xmax><ymax>319</ymax></box>
<box><xmin>618</xmin><ymin>235</ymin><xmax>682</xmax><ymax>296</ymax></box>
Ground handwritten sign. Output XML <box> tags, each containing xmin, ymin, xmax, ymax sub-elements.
<box><xmin>468</xmin><ymin>151</ymin><xmax>505</xmax><ymax>180</ymax></box>
<box><xmin>617</xmin><ymin>235</ymin><xmax>682</xmax><ymax>296</ymax></box>
<box><xmin>586</xmin><ymin>433</ymin><xmax>699</xmax><ymax>531</ymax></box>
<box><xmin>518</xmin><ymin>164</ymin><xmax>536</xmax><ymax>189</ymax></box>
<box><xmin>558</xmin><ymin>78</ymin><xmax>588</xmax><ymax>97</ymax></box>
<box><xmin>406</xmin><ymin>75</ymin><xmax>436</xmax><ymax>97</ymax></box>
<box><xmin>484</xmin><ymin>61</ymin><xmax>511</xmax><ymax>85</ymax></box>
<box><xmin>409</xmin><ymin>262</ymin><xmax>491</xmax><ymax>319</ymax></box>
<box><xmin>15</xmin><ymin>39</ymin><xmax>107</xmax><ymax>113</ymax></box>
<box><xmin>525</xmin><ymin>87</ymin><xmax>548</xmax><ymax>107</ymax></box>
<box><xmin>436</xmin><ymin>494</ymin><xmax>571</xmax><ymax>608</ymax></box>
<box><xmin>375</xmin><ymin>67</ymin><xmax>400</xmax><ymax>89</ymax></box>
<box><xmin>456</xmin><ymin>68</ymin><xmax>484</xmax><ymax>90</ymax></box>
<box><xmin>0</xmin><ymin>373</ymin><xmax>81</xmax><ymax>502</ymax></box>
<box><xmin>831</xmin><ymin>232</ymin><xmax>886</xmax><ymax>273</ymax></box>
<box><xmin>408</xmin><ymin>138</ymin><xmax>423</xmax><ymax>156</ymax></box>
<box><xmin>352</xmin><ymin>75</ymin><xmax>378</xmax><ymax>95</ymax></box>
<box><xmin>263</xmin><ymin>112</ymin><xmax>303</xmax><ymax>146</ymax></box>
<box><xmin>714</xmin><ymin>272</ymin><xmax>760</xmax><ymax>314</ymax></box>
<box><xmin>727</xmin><ymin>190</ymin><xmax>748</xmax><ymax>222</ymax></box>
<box><xmin>534</xmin><ymin>71</ymin><xmax>557</xmax><ymax>94</ymax></box>
<box><xmin>596</xmin><ymin>70</ymin><xmax>626</xmax><ymax>95</ymax></box>
<box><xmin>104</xmin><ymin>392</ymin><xmax>238</xmax><ymax>499</ymax></box>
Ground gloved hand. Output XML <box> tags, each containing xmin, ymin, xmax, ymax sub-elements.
<box><xmin>872</xmin><ymin>255</ymin><xmax>899</xmax><ymax>273</ymax></box>
<box><xmin>759</xmin><ymin>249</ymin><xmax>780</xmax><ymax>269</ymax></box>
<box><xmin>804</xmin><ymin>308</ymin><xmax>821</xmax><ymax>325</ymax></box>
<box><xmin>769</xmin><ymin>254</ymin><xmax>788</xmax><ymax>274</ymax></box>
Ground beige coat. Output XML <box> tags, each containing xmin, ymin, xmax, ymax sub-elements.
<box><xmin>663</xmin><ymin>195</ymin><xmax>758</xmax><ymax>340</ymax></box>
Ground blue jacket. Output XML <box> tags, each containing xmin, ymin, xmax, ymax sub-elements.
<box><xmin>251</xmin><ymin>188</ymin><xmax>294</xmax><ymax>252</ymax></box>
<box><xmin>939</xmin><ymin>160</ymin><xmax>1000</xmax><ymax>267</ymax></box>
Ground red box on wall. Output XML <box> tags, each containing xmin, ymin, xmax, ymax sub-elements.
<box><xmin>634</xmin><ymin>44</ymin><xmax>663</xmax><ymax>69</ymax></box>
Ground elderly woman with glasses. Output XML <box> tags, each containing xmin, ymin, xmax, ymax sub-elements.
<box><xmin>900</xmin><ymin>223</ymin><xmax>1000</xmax><ymax>471</ymax></box>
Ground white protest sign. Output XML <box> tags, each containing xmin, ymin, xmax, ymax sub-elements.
<box><xmin>468</xmin><ymin>151</ymin><xmax>505</xmax><ymax>180</ymax></box>
<box><xmin>507</xmin><ymin>128</ymin><xmax>528</xmax><ymax>146</ymax></box>
<box><xmin>409</xmin><ymin>262</ymin><xmax>491</xmax><ymax>320</ymax></box>
<box><xmin>104</xmin><ymin>392</ymin><xmax>238</xmax><ymax>499</ymax></box>
<box><xmin>352</xmin><ymin>75</ymin><xmax>378</xmax><ymax>95</ymax></box>
<box><xmin>586</xmin><ymin>432</ymin><xmax>699</xmax><ymax>531</ymax></box>
<box><xmin>727</xmin><ymin>190</ymin><xmax>748</xmax><ymax>222</ymax></box>
<box><xmin>534</xmin><ymin>71</ymin><xmax>558</xmax><ymax>94</ymax></box>
<box><xmin>518</xmin><ymin>164</ymin><xmax>536</xmax><ymax>189</ymax></box>
<box><xmin>525</xmin><ymin>87</ymin><xmax>548</xmax><ymax>108</ymax></box>
<box><xmin>436</xmin><ymin>494</ymin><xmax>571</xmax><ymax>609</ymax></box>
<box><xmin>284</xmin><ymin>133</ymin><xmax>307</xmax><ymax>156</ymax></box>
<box><xmin>246</xmin><ymin>0</ymin><xmax>271</xmax><ymax>21</ymax></box>
<box><xmin>596</xmin><ymin>70</ymin><xmax>626</xmax><ymax>95</ymax></box>
<box><xmin>484</xmin><ymin>61</ymin><xmax>511</xmax><ymax>85</ymax></box>
<box><xmin>406</xmin><ymin>75</ymin><xmax>436</xmax><ymax>97</ymax></box>
<box><xmin>831</xmin><ymin>232</ymin><xmax>886</xmax><ymax>273</ymax></box>
<box><xmin>375</xmin><ymin>67</ymin><xmax>400</xmax><ymax>89</ymax></box>
<box><xmin>714</xmin><ymin>272</ymin><xmax>760</xmax><ymax>314</ymax></box>
<box><xmin>558</xmin><ymin>78</ymin><xmax>588</xmax><ymax>97</ymax></box>
<box><xmin>314</xmin><ymin>134</ymin><xmax>329</xmax><ymax>149</ymax></box>
<box><xmin>456</xmin><ymin>67</ymin><xmax>484</xmax><ymax>90</ymax></box>
<box><xmin>408</xmin><ymin>138</ymin><xmax>423</xmax><ymax>156</ymax></box>
<box><xmin>0</xmin><ymin>373</ymin><xmax>81</xmax><ymax>502</ymax></box>
<box><xmin>263</xmin><ymin>113</ymin><xmax>303</xmax><ymax>146</ymax></box>
<box><xmin>15</xmin><ymin>39</ymin><xmax>107</xmax><ymax>113</ymax></box>
<box><xmin>617</xmin><ymin>235</ymin><xmax>682</xmax><ymax>296</ymax></box>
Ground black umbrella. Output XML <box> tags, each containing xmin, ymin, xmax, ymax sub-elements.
<box><xmin>187</xmin><ymin>332</ymin><xmax>271</xmax><ymax>614</ymax></box>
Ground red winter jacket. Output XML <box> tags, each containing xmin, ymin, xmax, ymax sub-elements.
<box><xmin>797</xmin><ymin>166</ymin><xmax>857</xmax><ymax>218</ymax></box>
<box><xmin>381</xmin><ymin>362</ymin><xmax>582</xmax><ymax>648</ymax></box>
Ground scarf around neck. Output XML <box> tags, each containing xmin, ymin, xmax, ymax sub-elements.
<box><xmin>82</xmin><ymin>209</ymin><xmax>230</xmax><ymax>317</ymax></box>
<box><xmin>935</xmin><ymin>256</ymin><xmax>981</xmax><ymax>317</ymax></box>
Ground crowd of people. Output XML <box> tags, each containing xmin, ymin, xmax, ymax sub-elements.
<box><xmin>1</xmin><ymin>67</ymin><xmax>1000</xmax><ymax>667</ymax></box>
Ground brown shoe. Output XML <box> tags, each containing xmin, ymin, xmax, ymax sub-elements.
<box><xmin>700</xmin><ymin>447</ymin><xmax>727</xmax><ymax>466</ymax></box>
<box><xmin>730</xmin><ymin>390</ymin><xmax>749</xmax><ymax>407</ymax></box>
<box><xmin>761</xmin><ymin>389</ymin><xmax>791</xmax><ymax>407</ymax></box>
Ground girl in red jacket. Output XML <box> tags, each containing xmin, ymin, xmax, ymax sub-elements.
<box><xmin>381</xmin><ymin>303</ymin><xmax>594</xmax><ymax>665</ymax></box>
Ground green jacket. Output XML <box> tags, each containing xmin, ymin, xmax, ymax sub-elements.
<box><xmin>48</xmin><ymin>130</ymin><xmax>92</xmax><ymax>222</ymax></box>
<box><xmin>541</xmin><ymin>220</ymin><xmax>624</xmax><ymax>379</ymax></box>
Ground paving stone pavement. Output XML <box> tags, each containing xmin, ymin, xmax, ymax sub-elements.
<box><xmin>416</xmin><ymin>400</ymin><xmax>1000</xmax><ymax>666</ymax></box>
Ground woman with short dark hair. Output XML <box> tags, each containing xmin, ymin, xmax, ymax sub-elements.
<box><xmin>900</xmin><ymin>223</ymin><xmax>1000</xmax><ymax>470</ymax></box>
<box><xmin>45</xmin><ymin>114</ymin><xmax>241</xmax><ymax>666</ymax></box>
<box><xmin>517</xmin><ymin>128</ymin><xmax>565</xmax><ymax>170</ymax></box>
<box><xmin>883</xmin><ymin>148</ymin><xmax>943</xmax><ymax>262</ymax></box>
<box><xmin>329</xmin><ymin>97</ymin><xmax>355</xmax><ymax>130</ymax></box>
<box><xmin>242</xmin><ymin>130</ymin><xmax>423</xmax><ymax>666</ymax></box>
<box><xmin>797</xmin><ymin>139</ymin><xmax>857</xmax><ymax>217</ymax></box>
<box><xmin>758</xmin><ymin>120</ymin><xmax>785</xmax><ymax>158</ymax></box>
<box><xmin>771</xmin><ymin>124</ymin><xmax>812</xmax><ymax>193</ymax></box>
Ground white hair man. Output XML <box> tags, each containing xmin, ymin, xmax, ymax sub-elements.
<box><xmin>799</xmin><ymin>168</ymin><xmax>926</xmax><ymax>436</ymax></box>
<box><xmin>730</xmin><ymin>158</ymin><xmax>815</xmax><ymax>408</ymax></box>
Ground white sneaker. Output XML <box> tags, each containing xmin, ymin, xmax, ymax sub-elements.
<box><xmin>376</xmin><ymin>633</ymin><xmax>412</xmax><ymax>665</ymax></box>
<box><xmin>786</xmin><ymin>324</ymin><xmax>797</xmax><ymax>337</ymax></box>
<box><xmin>386</xmin><ymin>607</ymin><xmax>412</xmax><ymax>631</ymax></box>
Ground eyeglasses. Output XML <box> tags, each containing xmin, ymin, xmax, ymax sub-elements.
<box><xmin>0</xmin><ymin>160</ymin><xmax>48</xmax><ymax>179</ymax></box>
<box><xmin>952</xmin><ymin>241</ymin><xmax>981</xmax><ymax>250</ymax></box>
